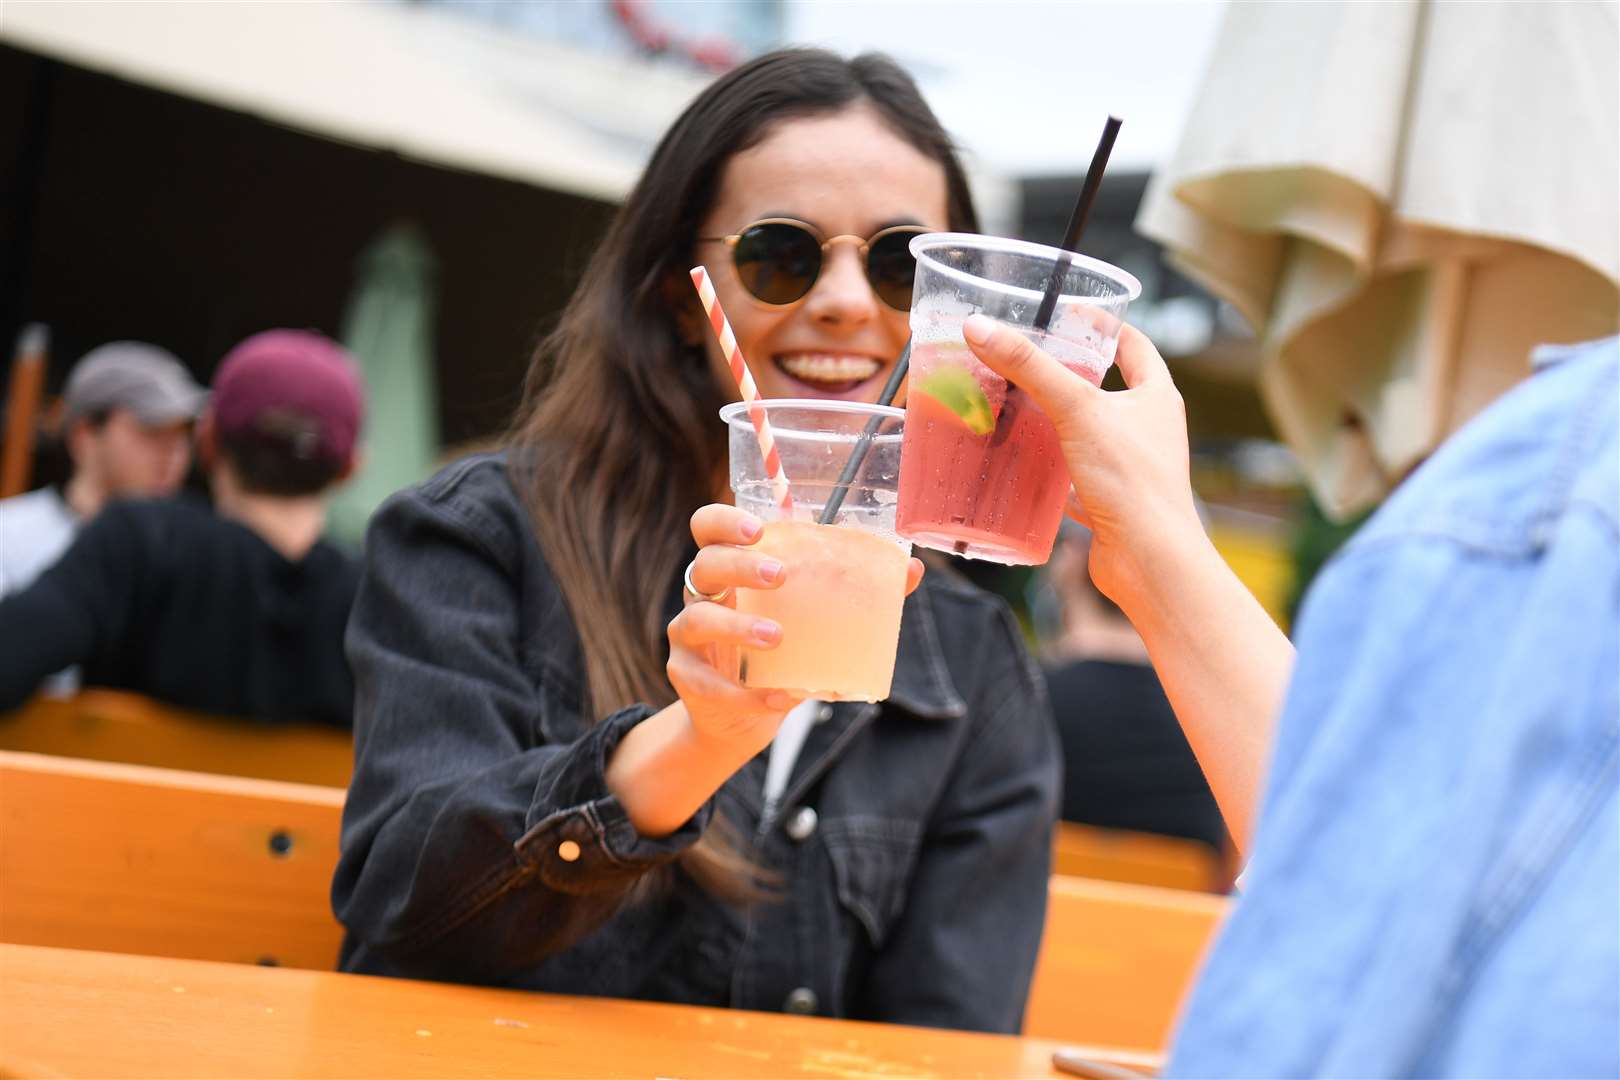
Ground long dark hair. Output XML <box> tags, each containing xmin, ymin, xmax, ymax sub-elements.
<box><xmin>509</xmin><ymin>48</ymin><xmax>978</xmax><ymax>892</ymax></box>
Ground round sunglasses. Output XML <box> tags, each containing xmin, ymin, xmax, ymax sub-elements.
<box><xmin>698</xmin><ymin>219</ymin><xmax>929</xmax><ymax>311</ymax></box>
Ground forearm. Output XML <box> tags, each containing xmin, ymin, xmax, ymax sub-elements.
<box><xmin>337</xmin><ymin>703</ymin><xmax>713</xmax><ymax>977</ymax></box>
<box><xmin>605</xmin><ymin>701</ymin><xmax>760</xmax><ymax>837</ymax></box>
<box><xmin>1115</xmin><ymin>533</ymin><xmax>1295</xmax><ymax>853</ymax></box>
<box><xmin>0</xmin><ymin>588</ymin><xmax>90</xmax><ymax>712</ymax></box>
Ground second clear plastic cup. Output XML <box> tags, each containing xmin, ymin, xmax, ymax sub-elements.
<box><xmin>897</xmin><ymin>233</ymin><xmax>1141</xmax><ymax>565</ymax></box>
<box><xmin>722</xmin><ymin>400</ymin><xmax>909</xmax><ymax>702</ymax></box>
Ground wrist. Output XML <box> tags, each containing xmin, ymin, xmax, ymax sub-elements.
<box><xmin>1106</xmin><ymin>522</ymin><xmax>1226</xmax><ymax>634</ymax></box>
<box><xmin>608</xmin><ymin>702</ymin><xmax>752</xmax><ymax>838</ymax></box>
<box><xmin>675</xmin><ymin>705</ymin><xmax>773</xmax><ymax>775</ymax></box>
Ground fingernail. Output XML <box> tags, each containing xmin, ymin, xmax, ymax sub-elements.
<box><xmin>750</xmin><ymin>620</ymin><xmax>782</xmax><ymax>647</ymax></box>
<box><xmin>739</xmin><ymin>516</ymin><xmax>763</xmax><ymax>541</ymax></box>
<box><xmin>758</xmin><ymin>559</ymin><xmax>784</xmax><ymax>584</ymax></box>
<box><xmin>962</xmin><ymin>313</ymin><xmax>995</xmax><ymax>346</ymax></box>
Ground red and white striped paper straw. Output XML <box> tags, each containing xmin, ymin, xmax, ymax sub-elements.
<box><xmin>690</xmin><ymin>266</ymin><xmax>795</xmax><ymax>515</ymax></box>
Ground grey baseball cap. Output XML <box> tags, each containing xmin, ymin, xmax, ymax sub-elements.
<box><xmin>62</xmin><ymin>342</ymin><xmax>207</xmax><ymax>427</ymax></box>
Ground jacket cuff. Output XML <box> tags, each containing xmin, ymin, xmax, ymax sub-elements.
<box><xmin>514</xmin><ymin>704</ymin><xmax>715</xmax><ymax>893</ymax></box>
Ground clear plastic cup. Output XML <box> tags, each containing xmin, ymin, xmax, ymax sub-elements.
<box><xmin>722</xmin><ymin>400</ymin><xmax>909</xmax><ymax>702</ymax></box>
<box><xmin>897</xmin><ymin>233</ymin><xmax>1141</xmax><ymax>565</ymax></box>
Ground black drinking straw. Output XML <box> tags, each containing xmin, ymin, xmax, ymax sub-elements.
<box><xmin>1033</xmin><ymin>115</ymin><xmax>1122</xmax><ymax>332</ymax></box>
<box><xmin>816</xmin><ymin>338</ymin><xmax>910</xmax><ymax>524</ymax></box>
<box><xmin>816</xmin><ymin>115</ymin><xmax>1121</xmax><ymax>526</ymax></box>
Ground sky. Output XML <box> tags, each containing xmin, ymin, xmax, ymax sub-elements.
<box><xmin>784</xmin><ymin>0</ymin><xmax>1228</xmax><ymax>177</ymax></box>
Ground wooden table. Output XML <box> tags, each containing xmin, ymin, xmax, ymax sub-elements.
<box><xmin>0</xmin><ymin>944</ymin><xmax>1160</xmax><ymax>1079</ymax></box>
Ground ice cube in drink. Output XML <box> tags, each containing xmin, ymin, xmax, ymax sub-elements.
<box><xmin>734</xmin><ymin>519</ymin><xmax>909</xmax><ymax>701</ymax></box>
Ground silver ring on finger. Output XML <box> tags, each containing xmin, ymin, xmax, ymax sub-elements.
<box><xmin>683</xmin><ymin>560</ymin><xmax>732</xmax><ymax>604</ymax></box>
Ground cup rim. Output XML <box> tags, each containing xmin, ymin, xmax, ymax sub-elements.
<box><xmin>719</xmin><ymin>399</ymin><xmax>907</xmax><ymax>425</ymax></box>
<box><xmin>908</xmin><ymin>231</ymin><xmax>1144</xmax><ymax>303</ymax></box>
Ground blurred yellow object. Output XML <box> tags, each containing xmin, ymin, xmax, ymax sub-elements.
<box><xmin>1207</xmin><ymin>517</ymin><xmax>1294</xmax><ymax>632</ymax></box>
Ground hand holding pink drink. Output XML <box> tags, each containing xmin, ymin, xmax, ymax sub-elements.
<box><xmin>958</xmin><ymin>315</ymin><xmax>1205</xmax><ymax>608</ymax></box>
<box><xmin>895</xmin><ymin>233</ymin><xmax>1140</xmax><ymax>565</ymax></box>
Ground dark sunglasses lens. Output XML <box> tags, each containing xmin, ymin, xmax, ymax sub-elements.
<box><xmin>866</xmin><ymin>231</ymin><xmax>918</xmax><ymax>310</ymax></box>
<box><xmin>733</xmin><ymin>223</ymin><xmax>820</xmax><ymax>305</ymax></box>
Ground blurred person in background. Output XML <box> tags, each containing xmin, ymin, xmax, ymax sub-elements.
<box><xmin>334</xmin><ymin>48</ymin><xmax>1058</xmax><ymax>1033</ymax></box>
<box><xmin>0</xmin><ymin>330</ymin><xmax>365</xmax><ymax>728</ymax></box>
<box><xmin>1038</xmin><ymin>521</ymin><xmax>1228</xmax><ymax>861</ymax></box>
<box><xmin>964</xmin><ymin>313</ymin><xmax>1617</xmax><ymax>1076</ymax></box>
<box><xmin>0</xmin><ymin>341</ymin><xmax>202</xmax><ymax>597</ymax></box>
<box><xmin>0</xmin><ymin>340</ymin><xmax>203</xmax><ymax>697</ymax></box>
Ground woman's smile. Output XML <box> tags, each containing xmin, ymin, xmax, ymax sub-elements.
<box><xmin>772</xmin><ymin>350</ymin><xmax>887</xmax><ymax>397</ymax></box>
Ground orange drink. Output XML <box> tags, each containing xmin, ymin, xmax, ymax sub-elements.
<box><xmin>721</xmin><ymin>400</ymin><xmax>908</xmax><ymax>702</ymax></box>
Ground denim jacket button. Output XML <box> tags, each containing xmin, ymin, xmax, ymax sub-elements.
<box><xmin>783</xmin><ymin>987</ymin><xmax>818</xmax><ymax>1014</ymax></box>
<box><xmin>557</xmin><ymin>840</ymin><xmax>581</xmax><ymax>862</ymax></box>
<box><xmin>784</xmin><ymin>806</ymin><xmax>818</xmax><ymax>842</ymax></box>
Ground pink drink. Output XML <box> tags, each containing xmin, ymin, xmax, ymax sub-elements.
<box><xmin>895</xmin><ymin>234</ymin><xmax>1137</xmax><ymax>565</ymax></box>
<box><xmin>897</xmin><ymin>340</ymin><xmax>1106</xmax><ymax>565</ymax></box>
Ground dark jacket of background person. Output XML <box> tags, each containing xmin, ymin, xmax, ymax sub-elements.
<box><xmin>1045</xmin><ymin>658</ymin><xmax>1228</xmax><ymax>856</ymax></box>
<box><xmin>0</xmin><ymin>496</ymin><xmax>360</xmax><ymax>727</ymax></box>
<box><xmin>1037</xmin><ymin>523</ymin><xmax>1229</xmax><ymax>856</ymax></box>
<box><xmin>332</xmin><ymin>455</ymin><xmax>1060</xmax><ymax>1033</ymax></box>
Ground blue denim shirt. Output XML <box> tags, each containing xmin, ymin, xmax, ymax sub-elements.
<box><xmin>1168</xmin><ymin>339</ymin><xmax>1619</xmax><ymax>1077</ymax></box>
<box><xmin>331</xmin><ymin>453</ymin><xmax>1059</xmax><ymax>1032</ymax></box>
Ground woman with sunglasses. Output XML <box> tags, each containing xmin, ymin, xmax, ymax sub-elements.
<box><xmin>333</xmin><ymin>48</ymin><xmax>1058</xmax><ymax>1033</ymax></box>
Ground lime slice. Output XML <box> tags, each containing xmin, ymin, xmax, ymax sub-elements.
<box><xmin>917</xmin><ymin>367</ymin><xmax>995</xmax><ymax>435</ymax></box>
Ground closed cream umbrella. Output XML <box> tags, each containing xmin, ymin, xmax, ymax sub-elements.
<box><xmin>1139</xmin><ymin>0</ymin><xmax>1619</xmax><ymax>518</ymax></box>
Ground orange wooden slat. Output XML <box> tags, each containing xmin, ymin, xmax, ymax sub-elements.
<box><xmin>1024</xmin><ymin>874</ymin><xmax>1227</xmax><ymax>1052</ymax></box>
<box><xmin>0</xmin><ymin>751</ymin><xmax>345</xmax><ymax>969</ymax></box>
<box><xmin>1051</xmin><ymin>821</ymin><xmax>1225</xmax><ymax>893</ymax></box>
<box><xmin>0</xmin><ymin>690</ymin><xmax>353</xmax><ymax>788</ymax></box>
<box><xmin>0</xmin><ymin>942</ymin><xmax>1155</xmax><ymax>1079</ymax></box>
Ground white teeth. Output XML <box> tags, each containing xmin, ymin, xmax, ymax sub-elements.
<box><xmin>777</xmin><ymin>353</ymin><xmax>882</xmax><ymax>384</ymax></box>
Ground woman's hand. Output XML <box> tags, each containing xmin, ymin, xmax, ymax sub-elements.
<box><xmin>670</xmin><ymin>504</ymin><xmax>927</xmax><ymax>753</ymax></box>
<box><xmin>961</xmin><ymin>314</ymin><xmax>1206</xmax><ymax>611</ymax></box>
<box><xmin>667</xmin><ymin>504</ymin><xmax>801</xmax><ymax>752</ymax></box>
<box><xmin>610</xmin><ymin>504</ymin><xmax>928</xmax><ymax>837</ymax></box>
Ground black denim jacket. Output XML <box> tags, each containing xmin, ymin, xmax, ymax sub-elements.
<box><xmin>333</xmin><ymin>454</ymin><xmax>1059</xmax><ymax>1033</ymax></box>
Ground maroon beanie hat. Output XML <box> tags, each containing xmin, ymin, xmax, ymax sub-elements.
<box><xmin>211</xmin><ymin>330</ymin><xmax>364</xmax><ymax>467</ymax></box>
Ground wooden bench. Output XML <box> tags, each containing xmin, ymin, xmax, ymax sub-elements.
<box><xmin>0</xmin><ymin>746</ymin><xmax>1223</xmax><ymax>1056</ymax></box>
<box><xmin>0</xmin><ymin>750</ymin><xmax>345</xmax><ymax>969</ymax></box>
<box><xmin>1053</xmin><ymin>821</ymin><xmax>1228</xmax><ymax>893</ymax></box>
<box><xmin>1024</xmin><ymin>874</ymin><xmax>1229</xmax><ymax>1053</ymax></box>
<box><xmin>0</xmin><ymin>689</ymin><xmax>353</xmax><ymax>787</ymax></box>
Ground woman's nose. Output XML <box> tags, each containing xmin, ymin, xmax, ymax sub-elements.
<box><xmin>802</xmin><ymin>245</ymin><xmax>877</xmax><ymax>328</ymax></box>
